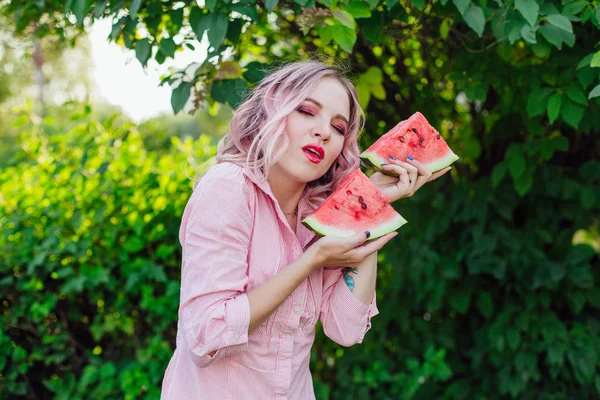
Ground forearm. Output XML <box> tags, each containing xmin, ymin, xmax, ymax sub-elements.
<box><xmin>343</xmin><ymin>251</ymin><xmax>378</xmax><ymax>304</ymax></box>
<box><xmin>246</xmin><ymin>254</ymin><xmax>316</xmax><ymax>334</ymax></box>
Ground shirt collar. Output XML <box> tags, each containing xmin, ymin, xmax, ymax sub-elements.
<box><xmin>242</xmin><ymin>165</ymin><xmax>317</xmax><ymax>248</ymax></box>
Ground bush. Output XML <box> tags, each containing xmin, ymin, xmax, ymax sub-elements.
<box><xmin>1</xmin><ymin>103</ymin><xmax>599</xmax><ymax>399</ymax></box>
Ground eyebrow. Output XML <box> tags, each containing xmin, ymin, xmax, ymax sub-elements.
<box><xmin>304</xmin><ymin>97</ymin><xmax>349</xmax><ymax>125</ymax></box>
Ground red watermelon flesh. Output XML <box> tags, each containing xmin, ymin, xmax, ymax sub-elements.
<box><xmin>360</xmin><ymin>112</ymin><xmax>459</xmax><ymax>173</ymax></box>
<box><xmin>302</xmin><ymin>169</ymin><xmax>407</xmax><ymax>239</ymax></box>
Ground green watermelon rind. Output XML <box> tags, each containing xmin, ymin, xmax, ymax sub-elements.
<box><xmin>360</xmin><ymin>151</ymin><xmax>459</xmax><ymax>174</ymax></box>
<box><xmin>302</xmin><ymin>212</ymin><xmax>407</xmax><ymax>240</ymax></box>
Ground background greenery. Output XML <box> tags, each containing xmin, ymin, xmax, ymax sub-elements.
<box><xmin>1</xmin><ymin>0</ymin><xmax>600</xmax><ymax>398</ymax></box>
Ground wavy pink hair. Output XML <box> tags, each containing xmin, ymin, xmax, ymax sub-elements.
<box><xmin>197</xmin><ymin>59</ymin><xmax>365</xmax><ymax>216</ymax></box>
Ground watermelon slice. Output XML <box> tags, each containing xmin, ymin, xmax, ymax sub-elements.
<box><xmin>302</xmin><ymin>169</ymin><xmax>407</xmax><ymax>239</ymax></box>
<box><xmin>360</xmin><ymin>112</ymin><xmax>459</xmax><ymax>173</ymax></box>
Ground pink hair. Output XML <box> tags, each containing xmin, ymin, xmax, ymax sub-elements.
<box><xmin>194</xmin><ymin>59</ymin><xmax>365</xmax><ymax>217</ymax></box>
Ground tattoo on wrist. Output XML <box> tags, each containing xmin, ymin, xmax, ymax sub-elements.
<box><xmin>343</xmin><ymin>267</ymin><xmax>358</xmax><ymax>292</ymax></box>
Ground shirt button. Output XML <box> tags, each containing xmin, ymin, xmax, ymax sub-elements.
<box><xmin>286</xmin><ymin>334</ymin><xmax>293</xmax><ymax>342</ymax></box>
<box><xmin>293</xmin><ymin>305</ymin><xmax>301</xmax><ymax>315</ymax></box>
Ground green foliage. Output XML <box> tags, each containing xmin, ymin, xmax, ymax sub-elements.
<box><xmin>2</xmin><ymin>0</ymin><xmax>600</xmax><ymax>398</ymax></box>
<box><xmin>1</xmin><ymin>105</ymin><xmax>215</xmax><ymax>399</ymax></box>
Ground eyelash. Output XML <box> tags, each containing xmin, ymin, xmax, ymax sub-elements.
<box><xmin>297</xmin><ymin>108</ymin><xmax>346</xmax><ymax>135</ymax></box>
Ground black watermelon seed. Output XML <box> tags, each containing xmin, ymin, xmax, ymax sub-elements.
<box><xmin>419</xmin><ymin>136</ymin><xmax>424</xmax><ymax>143</ymax></box>
<box><xmin>437</xmin><ymin>135</ymin><xmax>441</xmax><ymax>139</ymax></box>
<box><xmin>358</xmin><ymin>196</ymin><xmax>364</xmax><ymax>203</ymax></box>
<box><xmin>399</xmin><ymin>136</ymin><xmax>405</xmax><ymax>143</ymax></box>
<box><xmin>361</xmin><ymin>203</ymin><xmax>367</xmax><ymax>209</ymax></box>
<box><xmin>412</xmin><ymin>128</ymin><xmax>417</xmax><ymax>133</ymax></box>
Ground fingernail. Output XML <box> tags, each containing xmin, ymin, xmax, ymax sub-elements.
<box><xmin>365</xmin><ymin>231</ymin><xmax>371</xmax><ymax>239</ymax></box>
<box><xmin>389</xmin><ymin>155</ymin><xmax>396</xmax><ymax>160</ymax></box>
<box><xmin>407</xmin><ymin>155</ymin><xmax>414</xmax><ymax>161</ymax></box>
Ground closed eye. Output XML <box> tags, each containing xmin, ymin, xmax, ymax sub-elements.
<box><xmin>298</xmin><ymin>108</ymin><xmax>346</xmax><ymax>135</ymax></box>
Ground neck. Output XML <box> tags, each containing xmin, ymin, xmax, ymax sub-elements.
<box><xmin>267</xmin><ymin>166</ymin><xmax>306</xmax><ymax>215</ymax></box>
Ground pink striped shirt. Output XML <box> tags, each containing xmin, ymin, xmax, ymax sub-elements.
<box><xmin>160</xmin><ymin>162</ymin><xmax>379</xmax><ymax>400</ymax></box>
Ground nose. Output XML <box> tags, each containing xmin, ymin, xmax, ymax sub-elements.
<box><xmin>311</xmin><ymin>115</ymin><xmax>331</xmax><ymax>143</ymax></box>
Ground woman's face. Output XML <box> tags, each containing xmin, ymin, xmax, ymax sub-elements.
<box><xmin>274</xmin><ymin>77</ymin><xmax>351</xmax><ymax>184</ymax></box>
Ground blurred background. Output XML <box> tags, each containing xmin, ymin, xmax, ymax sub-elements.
<box><xmin>1</xmin><ymin>0</ymin><xmax>599</xmax><ymax>399</ymax></box>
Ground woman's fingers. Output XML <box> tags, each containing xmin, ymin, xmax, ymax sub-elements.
<box><xmin>347</xmin><ymin>232</ymin><xmax>398</xmax><ymax>260</ymax></box>
<box><xmin>381</xmin><ymin>164</ymin><xmax>409</xmax><ymax>184</ymax></box>
<box><xmin>428</xmin><ymin>166</ymin><xmax>452</xmax><ymax>181</ymax></box>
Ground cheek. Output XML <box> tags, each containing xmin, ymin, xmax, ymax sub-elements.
<box><xmin>326</xmin><ymin>137</ymin><xmax>345</xmax><ymax>164</ymax></box>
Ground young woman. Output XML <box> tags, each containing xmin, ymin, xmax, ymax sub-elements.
<box><xmin>160</xmin><ymin>60</ymin><xmax>450</xmax><ymax>399</ymax></box>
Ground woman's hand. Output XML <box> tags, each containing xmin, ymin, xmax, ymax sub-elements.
<box><xmin>370</xmin><ymin>157</ymin><xmax>452</xmax><ymax>203</ymax></box>
<box><xmin>304</xmin><ymin>231</ymin><xmax>397</xmax><ymax>269</ymax></box>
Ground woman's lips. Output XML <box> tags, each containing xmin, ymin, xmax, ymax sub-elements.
<box><xmin>302</xmin><ymin>144</ymin><xmax>325</xmax><ymax>164</ymax></box>
<box><xmin>303</xmin><ymin>149</ymin><xmax>322</xmax><ymax>164</ymax></box>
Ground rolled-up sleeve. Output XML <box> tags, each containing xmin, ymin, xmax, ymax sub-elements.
<box><xmin>319</xmin><ymin>267</ymin><xmax>379</xmax><ymax>347</ymax></box>
<box><xmin>177</xmin><ymin>164</ymin><xmax>254</xmax><ymax>367</ymax></box>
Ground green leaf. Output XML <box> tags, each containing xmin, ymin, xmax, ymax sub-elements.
<box><xmin>450</xmin><ymin>291</ymin><xmax>471</xmax><ymax>314</ymax></box>
<box><xmin>171</xmin><ymin>81</ymin><xmax>193</xmax><ymax>114</ymax></box>
<box><xmin>347</xmin><ymin>0</ymin><xmax>372</xmax><ymax>18</ymax></box>
<box><xmin>491</xmin><ymin>162</ymin><xmax>506</xmax><ymax>187</ymax></box>
<box><xmin>440</xmin><ymin>18</ymin><xmax>451</xmax><ymax>39</ymax></box>
<box><xmin>207</xmin><ymin>13</ymin><xmax>229</xmax><ymax>49</ymax></box>
<box><xmin>476</xmin><ymin>291</ymin><xmax>494</xmax><ymax>318</ymax></box>
<box><xmin>580</xmin><ymin>187</ymin><xmax>596</xmax><ymax>209</ymax></box>
<box><xmin>514</xmin><ymin>169</ymin><xmax>533</xmax><ymax>196</ymax></box>
<box><xmin>333</xmin><ymin>9</ymin><xmax>357</xmax><ymax>29</ymax></box>
<box><xmin>562</xmin><ymin>0</ymin><xmax>588</xmax><ymax>16</ymax></box>
<box><xmin>73</xmin><ymin>0</ymin><xmax>88</xmax><ymax>24</ymax></box>
<box><xmin>206</xmin><ymin>0</ymin><xmax>218</xmax><ymax>12</ymax></box>
<box><xmin>506</xmin><ymin>328</ymin><xmax>521</xmax><ymax>350</ymax></box>
<box><xmin>546</xmin><ymin>14</ymin><xmax>573</xmax><ymax>32</ymax></box>
<box><xmin>333</xmin><ymin>23</ymin><xmax>357</xmax><ymax>52</ymax></box>
<box><xmin>508</xmin><ymin>150</ymin><xmax>526</xmax><ymax>180</ymax></box>
<box><xmin>230</xmin><ymin>4</ymin><xmax>259</xmax><ymax>21</ymax></box>
<box><xmin>410</xmin><ymin>0</ymin><xmax>426</xmax><ymax>10</ymax></box>
<box><xmin>387</xmin><ymin>0</ymin><xmax>400</xmax><ymax>8</ymax></box>
<box><xmin>540</xmin><ymin>25</ymin><xmax>563</xmax><ymax>49</ymax></box>
<box><xmin>130</xmin><ymin>0</ymin><xmax>142</xmax><ymax>19</ymax></box>
<box><xmin>558</xmin><ymin>28</ymin><xmax>575</xmax><ymax>47</ymax></box>
<box><xmin>590</xmin><ymin>51</ymin><xmax>600</xmax><ymax>68</ymax></box>
<box><xmin>94</xmin><ymin>0</ymin><xmax>107</xmax><ymax>18</ymax></box>
<box><xmin>531</xmin><ymin>40</ymin><xmax>551</xmax><ymax>57</ymax></box>
<box><xmin>265</xmin><ymin>0</ymin><xmax>279</xmax><ymax>12</ymax></box>
<box><xmin>226</xmin><ymin>18</ymin><xmax>243</xmax><ymax>44</ymax></box>
<box><xmin>597</xmin><ymin>4</ymin><xmax>600</xmax><ymax>23</ymax></box>
<box><xmin>515</xmin><ymin>0</ymin><xmax>539</xmax><ymax>27</ymax></box>
<box><xmin>561</xmin><ymin>98</ymin><xmax>585</xmax><ymax>128</ymax></box>
<box><xmin>520</xmin><ymin>24</ymin><xmax>537</xmax><ymax>43</ymax></box>
<box><xmin>453</xmin><ymin>0</ymin><xmax>471</xmax><ymax>14</ymax></box>
<box><xmin>243</xmin><ymin>61</ymin><xmax>269</xmax><ymax>84</ymax></box>
<box><xmin>357</xmin><ymin>81</ymin><xmax>371</xmax><ymax>109</ymax></box>
<box><xmin>363</xmin><ymin>66</ymin><xmax>383</xmax><ymax>84</ymax></box>
<box><xmin>463</xmin><ymin>5</ymin><xmax>485</xmax><ymax>36</ymax></box>
<box><xmin>547</xmin><ymin>92</ymin><xmax>562</xmax><ymax>123</ymax></box>
<box><xmin>508</xmin><ymin>20</ymin><xmax>526</xmax><ymax>43</ymax></box>
<box><xmin>527</xmin><ymin>87</ymin><xmax>553</xmax><ymax>117</ymax></box>
<box><xmin>371</xmin><ymin>83</ymin><xmax>386</xmax><ymax>100</ymax></box>
<box><xmin>319</xmin><ymin>24</ymin><xmax>334</xmax><ymax>45</ymax></box>
<box><xmin>159</xmin><ymin>38</ymin><xmax>176</xmax><ymax>58</ymax></box>
<box><xmin>135</xmin><ymin>38</ymin><xmax>151</xmax><ymax>66</ymax></box>
<box><xmin>589</xmin><ymin>84</ymin><xmax>600</xmax><ymax>99</ymax></box>
<box><xmin>362</xmin><ymin>11</ymin><xmax>384</xmax><ymax>45</ymax></box>
<box><xmin>576</xmin><ymin>53</ymin><xmax>595</xmax><ymax>69</ymax></box>
<box><xmin>211</xmin><ymin>78</ymin><xmax>249</xmax><ymax>108</ymax></box>
<box><xmin>191</xmin><ymin>11</ymin><xmax>211</xmax><ymax>39</ymax></box>
<box><xmin>566</xmin><ymin>84</ymin><xmax>588</xmax><ymax>105</ymax></box>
